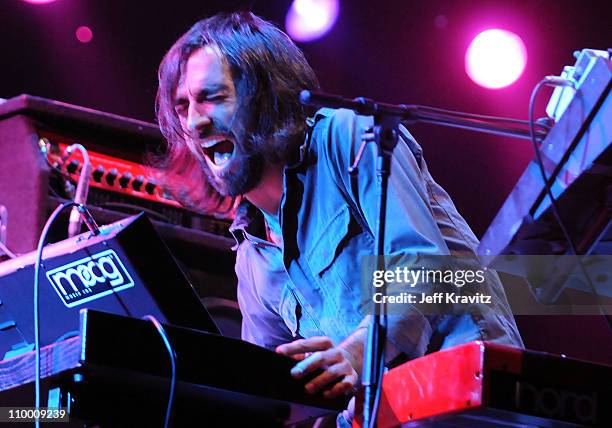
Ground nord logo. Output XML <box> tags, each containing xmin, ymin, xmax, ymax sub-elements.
<box><xmin>46</xmin><ymin>249</ymin><xmax>134</xmax><ymax>308</ymax></box>
<box><xmin>515</xmin><ymin>380</ymin><xmax>598</xmax><ymax>424</ymax></box>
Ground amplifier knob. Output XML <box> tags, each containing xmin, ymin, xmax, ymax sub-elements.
<box><xmin>132</xmin><ymin>175</ymin><xmax>144</xmax><ymax>191</ymax></box>
<box><xmin>119</xmin><ymin>172</ymin><xmax>132</xmax><ymax>188</ymax></box>
<box><xmin>144</xmin><ymin>182</ymin><xmax>156</xmax><ymax>195</ymax></box>
<box><xmin>92</xmin><ymin>166</ymin><xmax>105</xmax><ymax>182</ymax></box>
<box><xmin>106</xmin><ymin>168</ymin><xmax>119</xmax><ymax>186</ymax></box>
<box><xmin>66</xmin><ymin>159</ymin><xmax>80</xmax><ymax>174</ymax></box>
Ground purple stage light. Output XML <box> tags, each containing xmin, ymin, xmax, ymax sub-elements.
<box><xmin>76</xmin><ymin>26</ymin><xmax>93</xmax><ymax>43</ymax></box>
<box><xmin>21</xmin><ymin>0</ymin><xmax>57</xmax><ymax>4</ymax></box>
<box><xmin>285</xmin><ymin>0</ymin><xmax>339</xmax><ymax>43</ymax></box>
<box><xmin>465</xmin><ymin>29</ymin><xmax>527</xmax><ymax>89</ymax></box>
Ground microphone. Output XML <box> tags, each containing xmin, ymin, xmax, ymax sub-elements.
<box><xmin>66</xmin><ymin>144</ymin><xmax>92</xmax><ymax>237</ymax></box>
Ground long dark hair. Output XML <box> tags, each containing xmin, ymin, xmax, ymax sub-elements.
<box><xmin>154</xmin><ymin>11</ymin><xmax>319</xmax><ymax>215</ymax></box>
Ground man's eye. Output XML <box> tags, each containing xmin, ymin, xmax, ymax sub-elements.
<box><xmin>205</xmin><ymin>94</ymin><xmax>225</xmax><ymax>102</ymax></box>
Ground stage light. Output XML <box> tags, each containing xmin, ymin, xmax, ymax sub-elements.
<box><xmin>76</xmin><ymin>26</ymin><xmax>93</xmax><ymax>43</ymax></box>
<box><xmin>285</xmin><ymin>0</ymin><xmax>339</xmax><ymax>43</ymax></box>
<box><xmin>21</xmin><ymin>0</ymin><xmax>58</xmax><ymax>4</ymax></box>
<box><xmin>434</xmin><ymin>15</ymin><xmax>448</xmax><ymax>29</ymax></box>
<box><xmin>465</xmin><ymin>29</ymin><xmax>527</xmax><ymax>89</ymax></box>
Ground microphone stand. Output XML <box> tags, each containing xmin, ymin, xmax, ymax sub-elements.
<box><xmin>301</xmin><ymin>90</ymin><xmax>550</xmax><ymax>141</ymax></box>
<box><xmin>299</xmin><ymin>89</ymin><xmax>550</xmax><ymax>428</ymax></box>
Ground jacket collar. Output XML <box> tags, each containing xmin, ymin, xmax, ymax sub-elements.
<box><xmin>228</xmin><ymin>108</ymin><xmax>334</xmax><ymax>247</ymax></box>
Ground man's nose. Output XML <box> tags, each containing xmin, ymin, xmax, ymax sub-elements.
<box><xmin>186</xmin><ymin>105</ymin><xmax>212</xmax><ymax>136</ymax></box>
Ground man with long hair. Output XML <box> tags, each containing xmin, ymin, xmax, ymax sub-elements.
<box><xmin>155</xmin><ymin>11</ymin><xmax>522</xmax><ymax>425</ymax></box>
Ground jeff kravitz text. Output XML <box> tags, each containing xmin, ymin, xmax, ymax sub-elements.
<box><xmin>370</xmin><ymin>266</ymin><xmax>493</xmax><ymax>305</ymax></box>
<box><xmin>372</xmin><ymin>291</ymin><xmax>492</xmax><ymax>304</ymax></box>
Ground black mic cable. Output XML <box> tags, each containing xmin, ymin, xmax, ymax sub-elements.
<box><xmin>142</xmin><ymin>315</ymin><xmax>177</xmax><ymax>428</ymax></box>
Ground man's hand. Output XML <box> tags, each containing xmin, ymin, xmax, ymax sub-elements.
<box><xmin>276</xmin><ymin>336</ymin><xmax>361</xmax><ymax>398</ymax></box>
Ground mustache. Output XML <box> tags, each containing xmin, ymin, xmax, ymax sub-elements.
<box><xmin>190</xmin><ymin>122</ymin><xmax>234</xmax><ymax>140</ymax></box>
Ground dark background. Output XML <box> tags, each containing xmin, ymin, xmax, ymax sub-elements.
<box><xmin>2</xmin><ymin>0</ymin><xmax>611</xmax><ymax>362</ymax></box>
<box><xmin>2</xmin><ymin>0</ymin><xmax>610</xmax><ymax>236</ymax></box>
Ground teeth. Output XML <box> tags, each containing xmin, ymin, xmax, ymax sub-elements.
<box><xmin>213</xmin><ymin>151</ymin><xmax>231</xmax><ymax>165</ymax></box>
<box><xmin>201</xmin><ymin>139</ymin><xmax>223</xmax><ymax>150</ymax></box>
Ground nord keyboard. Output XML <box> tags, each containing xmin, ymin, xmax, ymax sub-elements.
<box><xmin>355</xmin><ymin>341</ymin><xmax>611</xmax><ymax>427</ymax></box>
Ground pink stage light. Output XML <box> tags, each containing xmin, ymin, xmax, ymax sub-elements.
<box><xmin>285</xmin><ymin>0</ymin><xmax>339</xmax><ymax>43</ymax></box>
<box><xmin>75</xmin><ymin>26</ymin><xmax>93</xmax><ymax>43</ymax></box>
<box><xmin>465</xmin><ymin>29</ymin><xmax>527</xmax><ymax>89</ymax></box>
<box><xmin>21</xmin><ymin>0</ymin><xmax>58</xmax><ymax>4</ymax></box>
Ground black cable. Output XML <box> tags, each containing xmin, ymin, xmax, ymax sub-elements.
<box><xmin>43</xmin><ymin>145</ymin><xmax>76</xmax><ymax>189</ymax></box>
<box><xmin>34</xmin><ymin>201</ymin><xmax>78</xmax><ymax>428</ymax></box>
<box><xmin>96</xmin><ymin>202</ymin><xmax>173</xmax><ymax>223</ymax></box>
<box><xmin>528</xmin><ymin>80</ymin><xmax>612</xmax><ymax>331</ymax></box>
<box><xmin>142</xmin><ymin>315</ymin><xmax>177</xmax><ymax>428</ymax></box>
<box><xmin>44</xmin><ymin>148</ymin><xmax>78</xmax><ymax>200</ymax></box>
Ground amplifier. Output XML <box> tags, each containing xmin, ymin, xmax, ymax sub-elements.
<box><xmin>0</xmin><ymin>95</ymin><xmax>238</xmax><ymax>301</ymax></box>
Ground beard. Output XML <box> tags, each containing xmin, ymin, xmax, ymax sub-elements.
<box><xmin>200</xmin><ymin>140</ymin><xmax>265</xmax><ymax>197</ymax></box>
<box><xmin>188</xmin><ymin>107</ymin><xmax>266</xmax><ymax>197</ymax></box>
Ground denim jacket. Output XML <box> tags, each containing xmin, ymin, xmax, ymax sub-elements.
<box><xmin>230</xmin><ymin>108</ymin><xmax>523</xmax><ymax>358</ymax></box>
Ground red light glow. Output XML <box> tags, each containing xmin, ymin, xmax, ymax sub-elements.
<box><xmin>76</xmin><ymin>26</ymin><xmax>93</xmax><ymax>44</ymax></box>
<box><xmin>21</xmin><ymin>0</ymin><xmax>58</xmax><ymax>4</ymax></box>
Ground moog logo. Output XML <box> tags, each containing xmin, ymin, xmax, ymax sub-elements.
<box><xmin>46</xmin><ymin>249</ymin><xmax>134</xmax><ymax>308</ymax></box>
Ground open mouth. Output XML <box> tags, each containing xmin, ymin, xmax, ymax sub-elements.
<box><xmin>201</xmin><ymin>139</ymin><xmax>235</xmax><ymax>168</ymax></box>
